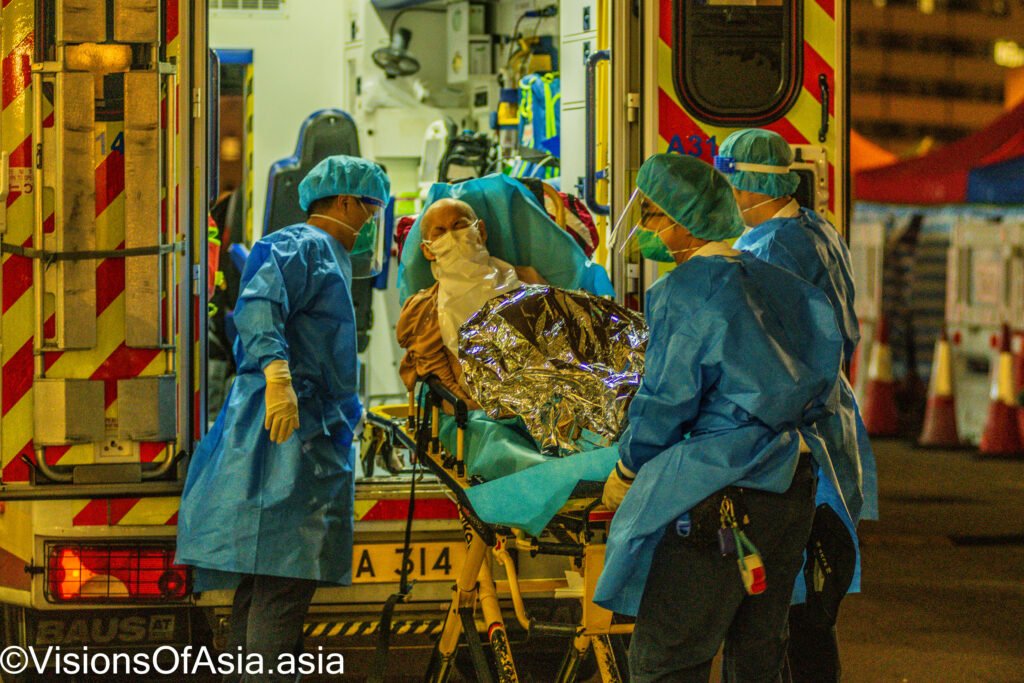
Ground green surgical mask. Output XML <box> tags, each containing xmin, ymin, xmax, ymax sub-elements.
<box><xmin>638</xmin><ymin>228</ymin><xmax>675</xmax><ymax>263</ymax></box>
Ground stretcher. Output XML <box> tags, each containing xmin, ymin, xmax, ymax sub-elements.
<box><xmin>365</xmin><ymin>376</ymin><xmax>632</xmax><ymax>683</ymax></box>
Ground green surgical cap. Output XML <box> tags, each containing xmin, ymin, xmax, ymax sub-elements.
<box><xmin>298</xmin><ymin>155</ymin><xmax>391</xmax><ymax>211</ymax></box>
<box><xmin>635</xmin><ymin>153</ymin><xmax>744</xmax><ymax>242</ymax></box>
<box><xmin>716</xmin><ymin>129</ymin><xmax>801</xmax><ymax>198</ymax></box>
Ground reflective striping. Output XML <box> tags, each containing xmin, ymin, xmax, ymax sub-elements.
<box><xmin>1</xmin><ymin>136</ymin><xmax>32</xmax><ymax>209</ymax></box>
<box><xmin>73</xmin><ymin>500</ymin><xmax>115</xmax><ymax>527</ymax></box>
<box><xmin>94</xmin><ymin>129</ymin><xmax>126</xmax><ymax>217</ymax></box>
<box><xmin>353</xmin><ymin>500</ymin><xmax>376</xmax><ymax>520</ymax></box>
<box><xmin>813</xmin><ymin>0</ymin><xmax>835</xmax><ymax>20</ymax></box>
<box><xmin>803</xmin><ymin>3</ymin><xmax>836</xmax><ymax>92</ymax></box>
<box><xmin>1</xmin><ymin>32</ymin><xmax>31</xmax><ymax>109</ymax></box>
<box><xmin>0</xmin><ymin>0</ymin><xmax>185</xmax><ymax>575</ymax></box>
<box><xmin>116</xmin><ymin>497</ymin><xmax>180</xmax><ymax>526</ymax></box>
<box><xmin>303</xmin><ymin>620</ymin><xmax>446</xmax><ymax>638</ymax></box>
<box><xmin>659</xmin><ymin>0</ymin><xmax>672</xmax><ymax>44</ymax></box>
<box><xmin>356</xmin><ymin>497</ymin><xmax>460</xmax><ymax>521</ymax></box>
<box><xmin>2</xmin><ymin>237</ymin><xmax>33</xmax><ymax>312</ymax></box>
<box><xmin>165</xmin><ymin>0</ymin><xmax>179</xmax><ymax>43</ymax></box>
<box><xmin>655</xmin><ymin>0</ymin><xmax>840</xmax><ymax>220</ymax></box>
<box><xmin>72</xmin><ymin>498</ymin><xmax>180</xmax><ymax>526</ymax></box>
<box><xmin>64</xmin><ymin>492</ymin><xmax>454</xmax><ymax>525</ymax></box>
<box><xmin>802</xmin><ymin>43</ymin><xmax>835</xmax><ymax>118</ymax></box>
<box><xmin>1</xmin><ymin>0</ymin><xmax>37</xmax><ymax>485</ymax></box>
<box><xmin>95</xmin><ymin>245</ymin><xmax>127</xmax><ymax>316</ymax></box>
<box><xmin>70</xmin><ymin>499</ymin><xmax>139</xmax><ymax>527</ymax></box>
<box><xmin>139</xmin><ymin>442</ymin><xmax>169</xmax><ymax>464</ymax></box>
<box><xmin>91</xmin><ymin>344</ymin><xmax>162</xmax><ymax>380</ymax></box>
<box><xmin>47</xmin><ymin>445</ymin><xmax>80</xmax><ymax>469</ymax></box>
<box><xmin>2</xmin><ymin>339</ymin><xmax>33</xmax><ymax>414</ymax></box>
<box><xmin>0</xmin><ymin>443</ymin><xmax>28</xmax><ymax>481</ymax></box>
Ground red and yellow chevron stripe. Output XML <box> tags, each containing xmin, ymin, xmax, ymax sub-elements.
<box><xmin>655</xmin><ymin>0</ymin><xmax>842</xmax><ymax>224</ymax></box>
<box><xmin>3</xmin><ymin>0</ymin><xmax>46</xmax><ymax>484</ymax></box>
<box><xmin>1</xmin><ymin>0</ymin><xmax>181</xmax><ymax>480</ymax></box>
<box><xmin>353</xmin><ymin>497</ymin><xmax>460</xmax><ymax>522</ymax></box>
<box><xmin>68</xmin><ymin>495</ymin><xmax>460</xmax><ymax>528</ymax></box>
<box><xmin>72</xmin><ymin>497</ymin><xmax>180</xmax><ymax>527</ymax></box>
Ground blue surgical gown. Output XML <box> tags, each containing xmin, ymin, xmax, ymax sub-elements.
<box><xmin>735</xmin><ymin>208</ymin><xmax>878</xmax><ymax>522</ymax></box>
<box><xmin>176</xmin><ymin>224</ymin><xmax>361</xmax><ymax>591</ymax></box>
<box><xmin>594</xmin><ymin>251</ymin><xmax>848</xmax><ymax>617</ymax></box>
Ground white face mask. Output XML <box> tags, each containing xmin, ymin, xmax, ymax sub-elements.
<box><xmin>425</xmin><ymin>222</ymin><xmax>521</xmax><ymax>356</ymax></box>
<box><xmin>423</xmin><ymin>222</ymin><xmax>489</xmax><ymax>270</ymax></box>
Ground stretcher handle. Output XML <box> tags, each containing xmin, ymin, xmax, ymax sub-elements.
<box><xmin>532</xmin><ymin>542</ymin><xmax>585</xmax><ymax>558</ymax></box>
<box><xmin>530</xmin><ymin>622</ymin><xmax>579</xmax><ymax>638</ymax></box>
<box><xmin>424</xmin><ymin>375</ymin><xmax>468</xmax><ymax>429</ymax></box>
<box><xmin>541</xmin><ymin>181</ymin><xmax>567</xmax><ymax>228</ymax></box>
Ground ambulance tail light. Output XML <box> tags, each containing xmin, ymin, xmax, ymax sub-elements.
<box><xmin>45</xmin><ymin>543</ymin><xmax>190</xmax><ymax>603</ymax></box>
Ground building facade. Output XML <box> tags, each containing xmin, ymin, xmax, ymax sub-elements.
<box><xmin>852</xmin><ymin>0</ymin><xmax>1024</xmax><ymax>153</ymax></box>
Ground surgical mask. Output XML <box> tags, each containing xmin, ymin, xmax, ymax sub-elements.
<box><xmin>427</xmin><ymin>222</ymin><xmax>521</xmax><ymax>355</ymax></box>
<box><xmin>638</xmin><ymin>227</ymin><xmax>674</xmax><ymax>263</ymax></box>
<box><xmin>423</xmin><ymin>222</ymin><xmax>488</xmax><ymax>270</ymax></box>
<box><xmin>637</xmin><ymin>226</ymin><xmax>703</xmax><ymax>263</ymax></box>
<box><xmin>312</xmin><ymin>200</ymin><xmax>385</xmax><ymax>278</ymax></box>
<box><xmin>310</xmin><ymin>208</ymin><xmax>364</xmax><ymax>236</ymax></box>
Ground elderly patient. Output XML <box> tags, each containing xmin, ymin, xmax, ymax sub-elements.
<box><xmin>397</xmin><ymin>198</ymin><xmax>545</xmax><ymax>408</ymax></box>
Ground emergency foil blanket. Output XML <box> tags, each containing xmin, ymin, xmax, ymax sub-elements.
<box><xmin>458</xmin><ymin>285</ymin><xmax>648</xmax><ymax>454</ymax></box>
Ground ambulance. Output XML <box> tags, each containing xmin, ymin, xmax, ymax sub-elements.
<box><xmin>0</xmin><ymin>0</ymin><xmax>848</xmax><ymax>677</ymax></box>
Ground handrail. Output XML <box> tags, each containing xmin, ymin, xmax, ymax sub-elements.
<box><xmin>584</xmin><ymin>49</ymin><xmax>611</xmax><ymax>216</ymax></box>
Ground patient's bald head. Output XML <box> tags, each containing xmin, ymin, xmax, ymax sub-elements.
<box><xmin>420</xmin><ymin>198</ymin><xmax>488</xmax><ymax>262</ymax></box>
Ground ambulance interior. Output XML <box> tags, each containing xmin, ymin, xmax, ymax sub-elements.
<box><xmin>205</xmin><ymin>0</ymin><xmax>606</xmax><ymax>480</ymax></box>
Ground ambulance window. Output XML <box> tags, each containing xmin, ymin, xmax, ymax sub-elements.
<box><xmin>672</xmin><ymin>0</ymin><xmax>802</xmax><ymax>124</ymax></box>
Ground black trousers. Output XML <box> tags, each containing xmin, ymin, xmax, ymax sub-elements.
<box><xmin>223</xmin><ymin>574</ymin><xmax>318</xmax><ymax>683</ymax></box>
<box><xmin>628</xmin><ymin>460</ymin><xmax>817</xmax><ymax>683</ymax></box>
<box><xmin>786</xmin><ymin>603</ymin><xmax>842</xmax><ymax>682</ymax></box>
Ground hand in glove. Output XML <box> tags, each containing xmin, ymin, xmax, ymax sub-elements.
<box><xmin>602</xmin><ymin>461</ymin><xmax>636</xmax><ymax>511</ymax></box>
<box><xmin>264</xmin><ymin>359</ymin><xmax>300</xmax><ymax>444</ymax></box>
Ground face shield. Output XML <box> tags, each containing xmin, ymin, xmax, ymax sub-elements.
<box><xmin>349</xmin><ymin>195</ymin><xmax>387</xmax><ymax>279</ymax></box>
<box><xmin>609</xmin><ymin>188</ymin><xmax>644</xmax><ymax>261</ymax></box>
<box><xmin>609</xmin><ymin>188</ymin><xmax>679</xmax><ymax>264</ymax></box>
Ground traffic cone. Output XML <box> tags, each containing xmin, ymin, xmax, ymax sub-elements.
<box><xmin>918</xmin><ymin>330</ymin><xmax>961</xmax><ymax>448</ymax></box>
<box><xmin>978</xmin><ymin>324</ymin><xmax>1023</xmax><ymax>458</ymax></box>
<box><xmin>861</xmin><ymin>315</ymin><xmax>900</xmax><ymax>437</ymax></box>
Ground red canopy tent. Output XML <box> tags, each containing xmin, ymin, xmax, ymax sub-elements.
<box><xmin>855</xmin><ymin>100</ymin><xmax>1024</xmax><ymax>204</ymax></box>
<box><xmin>850</xmin><ymin>130</ymin><xmax>898</xmax><ymax>175</ymax></box>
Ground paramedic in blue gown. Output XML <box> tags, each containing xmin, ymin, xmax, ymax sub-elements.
<box><xmin>721</xmin><ymin>128</ymin><xmax>879</xmax><ymax>682</ymax></box>
<box><xmin>597</xmin><ymin>153</ymin><xmax>850</xmax><ymax>682</ymax></box>
<box><xmin>176</xmin><ymin>155</ymin><xmax>389</xmax><ymax>679</ymax></box>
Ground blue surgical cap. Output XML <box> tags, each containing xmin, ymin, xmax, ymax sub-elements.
<box><xmin>298</xmin><ymin>155</ymin><xmax>390</xmax><ymax>211</ymax></box>
<box><xmin>716</xmin><ymin>129</ymin><xmax>801</xmax><ymax>198</ymax></box>
<box><xmin>636</xmin><ymin>153</ymin><xmax>744</xmax><ymax>242</ymax></box>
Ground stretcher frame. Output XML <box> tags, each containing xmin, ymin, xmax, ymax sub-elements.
<box><xmin>366</xmin><ymin>375</ymin><xmax>632</xmax><ymax>683</ymax></box>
